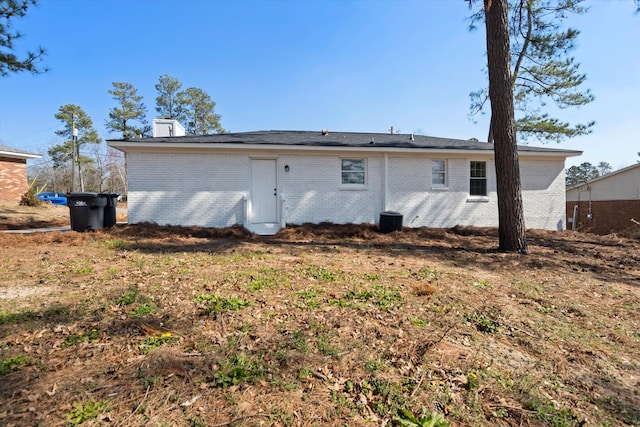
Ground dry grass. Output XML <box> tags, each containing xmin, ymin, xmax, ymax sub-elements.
<box><xmin>0</xmin><ymin>209</ymin><xmax>639</xmax><ymax>426</ymax></box>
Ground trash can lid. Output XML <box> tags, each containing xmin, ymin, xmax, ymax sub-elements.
<box><xmin>67</xmin><ymin>192</ymin><xmax>99</xmax><ymax>197</ymax></box>
<box><xmin>381</xmin><ymin>211</ymin><xmax>402</xmax><ymax>216</ymax></box>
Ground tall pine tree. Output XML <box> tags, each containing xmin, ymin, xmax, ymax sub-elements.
<box><xmin>181</xmin><ymin>87</ymin><xmax>224</xmax><ymax>135</ymax></box>
<box><xmin>469</xmin><ymin>0</ymin><xmax>594</xmax><ymax>144</ymax></box>
<box><xmin>155</xmin><ymin>74</ymin><xmax>184</xmax><ymax>120</ymax></box>
<box><xmin>0</xmin><ymin>0</ymin><xmax>47</xmax><ymax>76</ymax></box>
<box><xmin>484</xmin><ymin>0</ymin><xmax>529</xmax><ymax>253</ymax></box>
<box><xmin>106</xmin><ymin>82</ymin><xmax>150</xmax><ymax>139</ymax></box>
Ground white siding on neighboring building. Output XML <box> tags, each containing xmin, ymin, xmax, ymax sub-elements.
<box><xmin>566</xmin><ymin>164</ymin><xmax>640</xmax><ymax>202</ymax></box>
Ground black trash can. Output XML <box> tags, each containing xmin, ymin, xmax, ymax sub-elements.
<box><xmin>66</xmin><ymin>192</ymin><xmax>107</xmax><ymax>232</ymax></box>
<box><xmin>379</xmin><ymin>211</ymin><xmax>403</xmax><ymax>233</ymax></box>
<box><xmin>100</xmin><ymin>193</ymin><xmax>120</xmax><ymax>228</ymax></box>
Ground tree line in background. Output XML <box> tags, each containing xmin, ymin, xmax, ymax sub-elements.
<box><xmin>25</xmin><ymin>75</ymin><xmax>224</xmax><ymax>195</ymax></box>
<box><xmin>565</xmin><ymin>161</ymin><xmax>612</xmax><ymax>185</ymax></box>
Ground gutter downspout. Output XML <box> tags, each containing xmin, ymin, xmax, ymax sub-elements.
<box><xmin>383</xmin><ymin>153</ymin><xmax>389</xmax><ymax>212</ymax></box>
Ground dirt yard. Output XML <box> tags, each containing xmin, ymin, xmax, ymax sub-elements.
<box><xmin>0</xmin><ymin>205</ymin><xmax>639</xmax><ymax>426</ymax></box>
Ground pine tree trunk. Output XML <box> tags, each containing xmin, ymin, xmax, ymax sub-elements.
<box><xmin>484</xmin><ymin>0</ymin><xmax>529</xmax><ymax>254</ymax></box>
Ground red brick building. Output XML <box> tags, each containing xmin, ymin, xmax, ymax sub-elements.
<box><xmin>0</xmin><ymin>145</ymin><xmax>42</xmax><ymax>205</ymax></box>
<box><xmin>566</xmin><ymin>163</ymin><xmax>640</xmax><ymax>235</ymax></box>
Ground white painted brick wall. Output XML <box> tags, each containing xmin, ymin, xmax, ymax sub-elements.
<box><xmin>126</xmin><ymin>150</ymin><xmax>566</xmax><ymax>231</ymax></box>
<box><xmin>386</xmin><ymin>157</ymin><xmax>500</xmax><ymax>228</ymax></box>
<box><xmin>520</xmin><ymin>159</ymin><xmax>567</xmax><ymax>230</ymax></box>
<box><xmin>127</xmin><ymin>152</ymin><xmax>249</xmax><ymax>228</ymax></box>
<box><xmin>279</xmin><ymin>154</ymin><xmax>384</xmax><ymax>225</ymax></box>
<box><xmin>386</xmin><ymin>156</ymin><xmax>564</xmax><ymax>230</ymax></box>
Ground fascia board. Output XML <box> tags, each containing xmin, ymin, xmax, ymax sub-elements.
<box><xmin>0</xmin><ymin>151</ymin><xmax>42</xmax><ymax>160</ymax></box>
<box><xmin>107</xmin><ymin>141</ymin><xmax>580</xmax><ymax>159</ymax></box>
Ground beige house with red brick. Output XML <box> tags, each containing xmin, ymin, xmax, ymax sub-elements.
<box><xmin>566</xmin><ymin>162</ymin><xmax>640</xmax><ymax>235</ymax></box>
<box><xmin>0</xmin><ymin>144</ymin><xmax>41</xmax><ymax>205</ymax></box>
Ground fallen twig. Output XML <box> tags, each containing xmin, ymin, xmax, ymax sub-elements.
<box><xmin>504</xmin><ymin>323</ymin><xmax>538</xmax><ymax>338</ymax></box>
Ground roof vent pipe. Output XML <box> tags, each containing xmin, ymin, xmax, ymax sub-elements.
<box><xmin>370</xmin><ymin>137</ymin><xmax>375</xmax><ymax>144</ymax></box>
<box><xmin>410</xmin><ymin>134</ymin><xmax>414</xmax><ymax>141</ymax></box>
<box><xmin>321</xmin><ymin>129</ymin><xmax>329</xmax><ymax>135</ymax></box>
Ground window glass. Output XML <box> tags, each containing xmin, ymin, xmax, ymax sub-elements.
<box><xmin>470</xmin><ymin>161</ymin><xmax>487</xmax><ymax>196</ymax></box>
<box><xmin>432</xmin><ymin>160</ymin><xmax>446</xmax><ymax>186</ymax></box>
<box><xmin>341</xmin><ymin>159</ymin><xmax>365</xmax><ymax>185</ymax></box>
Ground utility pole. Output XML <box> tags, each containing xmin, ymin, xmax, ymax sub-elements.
<box><xmin>76</xmin><ymin>127</ymin><xmax>85</xmax><ymax>192</ymax></box>
<box><xmin>71</xmin><ymin>113</ymin><xmax>76</xmax><ymax>192</ymax></box>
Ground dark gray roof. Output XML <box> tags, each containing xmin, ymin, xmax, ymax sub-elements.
<box><xmin>109</xmin><ymin>130</ymin><xmax>580</xmax><ymax>155</ymax></box>
<box><xmin>0</xmin><ymin>144</ymin><xmax>41</xmax><ymax>158</ymax></box>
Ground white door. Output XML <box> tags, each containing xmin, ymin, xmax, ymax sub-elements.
<box><xmin>251</xmin><ymin>159</ymin><xmax>277</xmax><ymax>223</ymax></box>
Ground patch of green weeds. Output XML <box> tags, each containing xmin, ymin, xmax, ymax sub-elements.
<box><xmin>138</xmin><ymin>368</ymin><xmax>162</xmax><ymax>388</ymax></box>
<box><xmin>368</xmin><ymin>379</ymin><xmax>407</xmax><ymax>417</ymax></box>
<box><xmin>114</xmin><ymin>287</ymin><xmax>141</xmax><ymax>306</ymax></box>
<box><xmin>332</xmin><ymin>284</ymin><xmax>402</xmax><ymax>311</ymax></box>
<box><xmin>411</xmin><ymin>267</ymin><xmax>441</xmax><ymax>281</ymax></box>
<box><xmin>536</xmin><ymin>302</ymin><xmax>555</xmax><ymax>314</ymax></box>
<box><xmin>465</xmin><ymin>311</ymin><xmax>500</xmax><ymax>334</ymax></box>
<box><xmin>410</xmin><ymin>317</ymin><xmax>430</xmax><ymax>327</ymax></box>
<box><xmin>225</xmin><ymin>327</ymin><xmax>249</xmax><ymax>350</ymax></box>
<box><xmin>209</xmin><ymin>354</ymin><xmax>262</xmax><ymax>389</ymax></box>
<box><xmin>106</xmin><ymin>267</ymin><xmax>120</xmax><ymax>276</ymax></box>
<box><xmin>298</xmin><ymin>367</ymin><xmax>313</xmax><ymax>380</ymax></box>
<box><xmin>61</xmin><ymin>261</ymin><xmax>94</xmax><ymax>275</ymax></box>
<box><xmin>42</xmin><ymin>305</ymin><xmax>71</xmax><ymax>320</ymax></box>
<box><xmin>305</xmin><ymin>265</ymin><xmax>336</xmax><ymax>281</ymax></box>
<box><xmin>624</xmin><ymin>301</ymin><xmax>640</xmax><ymax>311</ymax></box>
<box><xmin>364</xmin><ymin>273</ymin><xmax>380</xmax><ymax>281</ymax></box>
<box><xmin>65</xmin><ymin>398</ymin><xmax>109</xmax><ymax>426</ymax></box>
<box><xmin>525</xmin><ymin>396</ymin><xmax>579</xmax><ymax>427</ymax></box>
<box><xmin>194</xmin><ymin>294</ymin><xmax>252</xmax><ymax>316</ymax></box>
<box><xmin>365</xmin><ymin>359</ymin><xmax>384</xmax><ymax>372</ymax></box>
<box><xmin>472</xmin><ymin>279</ymin><xmax>492</xmax><ymax>289</ymax></box>
<box><xmin>394</xmin><ymin>407</ymin><xmax>451</xmax><ymax>427</ymax></box>
<box><xmin>248</xmin><ymin>278</ymin><xmax>273</xmax><ymax>292</ymax></box>
<box><xmin>289</xmin><ymin>330</ymin><xmax>309</xmax><ymax>353</ymax></box>
<box><xmin>465</xmin><ymin>372</ymin><xmax>479</xmax><ymax>391</ymax></box>
<box><xmin>316</xmin><ymin>332</ymin><xmax>340</xmax><ymax>356</ymax></box>
<box><xmin>297</xmin><ymin>290</ymin><xmax>322</xmax><ymax>309</ymax></box>
<box><xmin>132</xmin><ymin>303</ymin><xmax>156</xmax><ymax>317</ymax></box>
<box><xmin>0</xmin><ymin>310</ymin><xmax>37</xmax><ymax>325</ymax></box>
<box><xmin>0</xmin><ymin>355</ymin><xmax>27</xmax><ymax>375</ymax></box>
<box><xmin>247</xmin><ymin>267</ymin><xmax>288</xmax><ymax>291</ymax></box>
<box><xmin>63</xmin><ymin>329</ymin><xmax>101</xmax><ymax>347</ymax></box>
<box><xmin>74</xmin><ymin>265</ymin><xmax>94</xmax><ymax>274</ymax></box>
<box><xmin>189</xmin><ymin>415</ymin><xmax>207</xmax><ymax>427</ymax></box>
<box><xmin>139</xmin><ymin>333</ymin><xmax>177</xmax><ymax>354</ymax></box>
<box><xmin>104</xmin><ymin>239</ymin><xmax>129</xmax><ymax>250</ymax></box>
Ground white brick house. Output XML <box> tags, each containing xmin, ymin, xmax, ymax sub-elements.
<box><xmin>107</xmin><ymin>129</ymin><xmax>580</xmax><ymax>234</ymax></box>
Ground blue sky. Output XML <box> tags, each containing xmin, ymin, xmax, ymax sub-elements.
<box><xmin>1</xmin><ymin>0</ymin><xmax>638</xmax><ymax>170</ymax></box>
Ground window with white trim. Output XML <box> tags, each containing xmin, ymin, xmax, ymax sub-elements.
<box><xmin>341</xmin><ymin>158</ymin><xmax>366</xmax><ymax>185</ymax></box>
<box><xmin>431</xmin><ymin>160</ymin><xmax>446</xmax><ymax>187</ymax></box>
<box><xmin>470</xmin><ymin>161</ymin><xmax>487</xmax><ymax>196</ymax></box>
